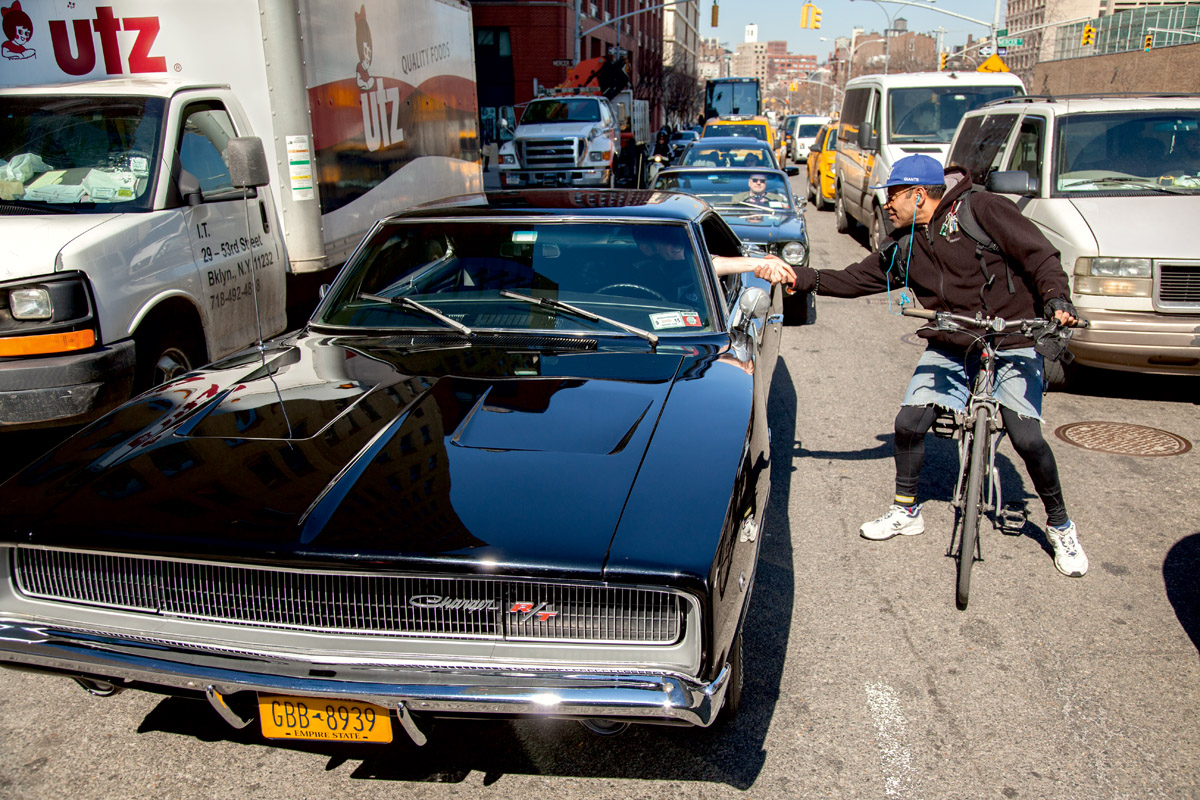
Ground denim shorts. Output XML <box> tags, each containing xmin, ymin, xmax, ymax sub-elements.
<box><xmin>901</xmin><ymin>346</ymin><xmax>1044</xmax><ymax>421</ymax></box>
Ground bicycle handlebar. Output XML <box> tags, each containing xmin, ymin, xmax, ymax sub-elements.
<box><xmin>900</xmin><ymin>307</ymin><xmax>1090</xmax><ymax>331</ymax></box>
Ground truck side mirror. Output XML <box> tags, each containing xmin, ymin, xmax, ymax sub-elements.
<box><xmin>986</xmin><ymin>170</ymin><xmax>1038</xmax><ymax>196</ymax></box>
<box><xmin>178</xmin><ymin>169</ymin><xmax>203</xmax><ymax>206</ymax></box>
<box><xmin>226</xmin><ymin>137</ymin><xmax>270</xmax><ymax>189</ymax></box>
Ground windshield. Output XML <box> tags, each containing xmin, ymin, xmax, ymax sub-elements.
<box><xmin>706</xmin><ymin>82</ymin><xmax>759</xmax><ymax>117</ymax></box>
<box><xmin>654</xmin><ymin>171</ymin><xmax>794</xmax><ymax>219</ymax></box>
<box><xmin>704</xmin><ymin>124</ymin><xmax>769</xmax><ymax>141</ymax></box>
<box><xmin>0</xmin><ymin>95</ymin><xmax>165</xmax><ymax>212</ymax></box>
<box><xmin>680</xmin><ymin>143</ymin><xmax>772</xmax><ymax>168</ymax></box>
<box><xmin>521</xmin><ymin>98</ymin><xmax>602</xmax><ymax>124</ymax></box>
<box><xmin>316</xmin><ymin>220</ymin><xmax>714</xmax><ymax>334</ymax></box>
<box><xmin>888</xmin><ymin>85</ymin><xmax>1022</xmax><ymax>144</ymax></box>
<box><xmin>1055</xmin><ymin>111</ymin><xmax>1200</xmax><ymax>194</ymax></box>
<box><xmin>795</xmin><ymin>124</ymin><xmax>823</xmax><ymax>138</ymax></box>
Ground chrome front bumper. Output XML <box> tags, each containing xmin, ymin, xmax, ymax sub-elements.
<box><xmin>0</xmin><ymin>619</ymin><xmax>730</xmax><ymax>744</ymax></box>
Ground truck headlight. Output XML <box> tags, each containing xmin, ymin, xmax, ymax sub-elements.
<box><xmin>500</xmin><ymin>154</ymin><xmax>516</xmax><ymax>165</ymax></box>
<box><xmin>780</xmin><ymin>241</ymin><xmax>807</xmax><ymax>266</ymax></box>
<box><xmin>588</xmin><ymin>149</ymin><xmax>611</xmax><ymax>163</ymax></box>
<box><xmin>10</xmin><ymin>287</ymin><xmax>53</xmax><ymax>319</ymax></box>
<box><xmin>1074</xmin><ymin>257</ymin><xmax>1152</xmax><ymax>297</ymax></box>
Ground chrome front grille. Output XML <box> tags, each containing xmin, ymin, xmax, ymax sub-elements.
<box><xmin>13</xmin><ymin>548</ymin><xmax>683</xmax><ymax>645</ymax></box>
<box><xmin>1158</xmin><ymin>263</ymin><xmax>1200</xmax><ymax>309</ymax></box>
<box><xmin>518</xmin><ymin>138</ymin><xmax>582</xmax><ymax>169</ymax></box>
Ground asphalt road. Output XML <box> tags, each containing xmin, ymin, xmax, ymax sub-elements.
<box><xmin>2</xmin><ymin>179</ymin><xmax>1199</xmax><ymax>799</ymax></box>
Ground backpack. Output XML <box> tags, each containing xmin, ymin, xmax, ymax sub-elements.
<box><xmin>953</xmin><ymin>189</ymin><xmax>1015</xmax><ymax>308</ymax></box>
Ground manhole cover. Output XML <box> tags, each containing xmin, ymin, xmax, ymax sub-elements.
<box><xmin>1054</xmin><ymin>422</ymin><xmax>1192</xmax><ymax>456</ymax></box>
<box><xmin>901</xmin><ymin>333</ymin><xmax>924</xmax><ymax>346</ymax></box>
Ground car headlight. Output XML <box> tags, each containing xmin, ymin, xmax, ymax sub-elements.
<box><xmin>780</xmin><ymin>241</ymin><xmax>807</xmax><ymax>266</ymax></box>
<box><xmin>1074</xmin><ymin>257</ymin><xmax>1152</xmax><ymax>297</ymax></box>
<box><xmin>10</xmin><ymin>287</ymin><xmax>53</xmax><ymax>319</ymax></box>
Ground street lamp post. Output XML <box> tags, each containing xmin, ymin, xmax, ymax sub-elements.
<box><xmin>574</xmin><ymin>0</ymin><xmax>697</xmax><ymax>65</ymax></box>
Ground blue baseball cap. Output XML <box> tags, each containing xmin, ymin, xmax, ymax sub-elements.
<box><xmin>870</xmin><ymin>154</ymin><xmax>946</xmax><ymax>189</ymax></box>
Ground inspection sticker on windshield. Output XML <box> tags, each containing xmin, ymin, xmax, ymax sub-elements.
<box><xmin>650</xmin><ymin>311</ymin><xmax>702</xmax><ymax>329</ymax></box>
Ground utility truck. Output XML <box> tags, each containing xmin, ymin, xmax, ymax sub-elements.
<box><xmin>0</xmin><ymin>0</ymin><xmax>480</xmax><ymax>430</ymax></box>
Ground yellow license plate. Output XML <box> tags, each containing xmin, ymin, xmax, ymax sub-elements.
<box><xmin>258</xmin><ymin>694</ymin><xmax>392</xmax><ymax>743</ymax></box>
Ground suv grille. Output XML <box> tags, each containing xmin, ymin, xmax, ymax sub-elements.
<box><xmin>13</xmin><ymin>548</ymin><xmax>683</xmax><ymax>645</ymax></box>
<box><xmin>1158</xmin><ymin>263</ymin><xmax>1200</xmax><ymax>309</ymax></box>
<box><xmin>518</xmin><ymin>138</ymin><xmax>582</xmax><ymax>170</ymax></box>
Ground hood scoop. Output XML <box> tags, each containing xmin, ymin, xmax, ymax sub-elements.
<box><xmin>452</xmin><ymin>380</ymin><xmax>653</xmax><ymax>455</ymax></box>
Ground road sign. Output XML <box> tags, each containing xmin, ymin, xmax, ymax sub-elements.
<box><xmin>552</xmin><ymin>59</ymin><xmax>573</xmax><ymax>66</ymax></box>
<box><xmin>996</xmin><ymin>28</ymin><xmax>1008</xmax><ymax>37</ymax></box>
<box><xmin>978</xmin><ymin>54</ymin><xmax>1010</xmax><ymax>72</ymax></box>
<box><xmin>997</xmin><ymin>37</ymin><xmax>1023</xmax><ymax>47</ymax></box>
<box><xmin>997</xmin><ymin>47</ymin><xmax>1008</xmax><ymax>55</ymax></box>
<box><xmin>979</xmin><ymin>46</ymin><xmax>993</xmax><ymax>57</ymax></box>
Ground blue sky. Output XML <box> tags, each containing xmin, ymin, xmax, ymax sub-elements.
<box><xmin>706</xmin><ymin>0</ymin><xmax>1005</xmax><ymax>56</ymax></box>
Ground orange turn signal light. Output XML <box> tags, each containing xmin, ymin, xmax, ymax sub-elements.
<box><xmin>0</xmin><ymin>329</ymin><xmax>96</xmax><ymax>357</ymax></box>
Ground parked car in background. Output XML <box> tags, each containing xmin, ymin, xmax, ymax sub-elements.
<box><xmin>702</xmin><ymin>115</ymin><xmax>786</xmax><ymax>166</ymax></box>
<box><xmin>653</xmin><ymin>166</ymin><xmax>812</xmax><ymax>323</ymax></box>
<box><xmin>834</xmin><ymin>71</ymin><xmax>1026</xmax><ymax>250</ymax></box>
<box><xmin>0</xmin><ymin>189</ymin><xmax>793</xmax><ymax>747</ymax></box>
<box><xmin>948</xmin><ymin>94</ymin><xmax>1200</xmax><ymax>383</ymax></box>
<box><xmin>806</xmin><ymin>123</ymin><xmax>839</xmax><ymax>210</ymax></box>
<box><xmin>786</xmin><ymin>114</ymin><xmax>830</xmax><ymax>163</ymax></box>
<box><xmin>676</xmin><ymin>136</ymin><xmax>799</xmax><ymax>175</ymax></box>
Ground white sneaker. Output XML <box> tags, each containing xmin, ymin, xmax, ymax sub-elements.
<box><xmin>1046</xmin><ymin>520</ymin><xmax>1089</xmax><ymax>577</ymax></box>
<box><xmin>860</xmin><ymin>505</ymin><xmax>925</xmax><ymax>541</ymax></box>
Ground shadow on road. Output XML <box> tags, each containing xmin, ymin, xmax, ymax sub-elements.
<box><xmin>1066</xmin><ymin>367</ymin><xmax>1199</xmax><ymax>404</ymax></box>
<box><xmin>1164</xmin><ymin>533</ymin><xmax>1200</xmax><ymax>655</ymax></box>
<box><xmin>134</xmin><ymin>359</ymin><xmax>803</xmax><ymax>790</ymax></box>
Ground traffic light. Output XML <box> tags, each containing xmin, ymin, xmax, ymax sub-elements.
<box><xmin>812</xmin><ymin>7</ymin><xmax>822</xmax><ymax>28</ymax></box>
<box><xmin>1144</xmin><ymin>33</ymin><xmax>1154</xmax><ymax>51</ymax></box>
<box><xmin>939</xmin><ymin>51</ymin><xmax>948</xmax><ymax>70</ymax></box>
<box><xmin>711</xmin><ymin>0</ymin><xmax>718</xmax><ymax>27</ymax></box>
<box><xmin>800</xmin><ymin>3</ymin><xmax>812</xmax><ymax>28</ymax></box>
<box><xmin>1081</xmin><ymin>25</ymin><xmax>1095</xmax><ymax>46</ymax></box>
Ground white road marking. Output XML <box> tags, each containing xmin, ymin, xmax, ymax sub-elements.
<box><xmin>865</xmin><ymin>681</ymin><xmax>922</xmax><ymax>799</ymax></box>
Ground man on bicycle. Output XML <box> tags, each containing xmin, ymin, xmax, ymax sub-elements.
<box><xmin>788</xmin><ymin>154</ymin><xmax>1088</xmax><ymax>577</ymax></box>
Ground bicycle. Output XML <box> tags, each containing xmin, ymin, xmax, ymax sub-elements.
<box><xmin>900</xmin><ymin>307</ymin><xmax>1087</xmax><ymax>609</ymax></box>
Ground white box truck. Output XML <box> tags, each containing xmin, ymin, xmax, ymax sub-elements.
<box><xmin>0</xmin><ymin>0</ymin><xmax>481</xmax><ymax>430</ymax></box>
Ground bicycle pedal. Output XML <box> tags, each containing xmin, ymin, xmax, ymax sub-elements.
<box><xmin>998</xmin><ymin>503</ymin><xmax>1027</xmax><ymax>535</ymax></box>
<box><xmin>932</xmin><ymin>411</ymin><xmax>959</xmax><ymax>439</ymax></box>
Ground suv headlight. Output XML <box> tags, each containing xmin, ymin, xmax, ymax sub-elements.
<box><xmin>780</xmin><ymin>241</ymin><xmax>807</xmax><ymax>266</ymax></box>
<box><xmin>1074</xmin><ymin>257</ymin><xmax>1152</xmax><ymax>297</ymax></box>
<box><xmin>588</xmin><ymin>148</ymin><xmax>611</xmax><ymax>163</ymax></box>
<box><xmin>10</xmin><ymin>287</ymin><xmax>53</xmax><ymax>319</ymax></box>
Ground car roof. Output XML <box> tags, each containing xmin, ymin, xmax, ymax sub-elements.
<box><xmin>390</xmin><ymin>189</ymin><xmax>713</xmax><ymax>222</ymax></box>
<box><xmin>973</xmin><ymin>93</ymin><xmax>1200</xmax><ymax>115</ymax></box>
<box><xmin>685</xmin><ymin>136</ymin><xmax>771</xmax><ymax>147</ymax></box>
<box><xmin>845</xmin><ymin>71</ymin><xmax>1025</xmax><ymax>89</ymax></box>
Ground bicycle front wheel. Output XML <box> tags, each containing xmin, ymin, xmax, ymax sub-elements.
<box><xmin>957</xmin><ymin>412</ymin><xmax>990</xmax><ymax>609</ymax></box>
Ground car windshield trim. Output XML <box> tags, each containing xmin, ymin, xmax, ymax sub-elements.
<box><xmin>359</xmin><ymin>292</ymin><xmax>474</xmax><ymax>336</ymax></box>
<box><xmin>499</xmin><ymin>289</ymin><xmax>658</xmax><ymax>348</ymax></box>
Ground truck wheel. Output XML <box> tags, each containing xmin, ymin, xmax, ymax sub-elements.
<box><xmin>834</xmin><ymin>185</ymin><xmax>853</xmax><ymax>233</ymax></box>
<box><xmin>134</xmin><ymin>323</ymin><xmax>205</xmax><ymax>394</ymax></box>
<box><xmin>870</xmin><ymin>204</ymin><xmax>887</xmax><ymax>252</ymax></box>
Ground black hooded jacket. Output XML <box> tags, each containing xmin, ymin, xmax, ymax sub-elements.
<box><xmin>797</xmin><ymin>166</ymin><xmax>1072</xmax><ymax>351</ymax></box>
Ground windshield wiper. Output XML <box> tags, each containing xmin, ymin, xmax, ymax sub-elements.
<box><xmin>0</xmin><ymin>199</ymin><xmax>78</xmax><ymax>214</ymax></box>
<box><xmin>499</xmin><ymin>289</ymin><xmax>659</xmax><ymax>349</ymax></box>
<box><xmin>1061</xmin><ymin>176</ymin><xmax>1185</xmax><ymax>194</ymax></box>
<box><xmin>360</xmin><ymin>292</ymin><xmax>473</xmax><ymax>336</ymax></box>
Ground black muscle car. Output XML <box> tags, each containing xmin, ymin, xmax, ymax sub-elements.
<box><xmin>0</xmin><ymin>190</ymin><xmax>796</xmax><ymax>747</ymax></box>
<box><xmin>652</xmin><ymin>166</ymin><xmax>813</xmax><ymax>324</ymax></box>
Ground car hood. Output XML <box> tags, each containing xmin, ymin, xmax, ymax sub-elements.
<box><xmin>513</xmin><ymin>122</ymin><xmax>602</xmax><ymax>139</ymax></box>
<box><xmin>2</xmin><ymin>334</ymin><xmax>720</xmax><ymax>578</ymax></box>
<box><xmin>1069</xmin><ymin>195</ymin><xmax>1200</xmax><ymax>258</ymax></box>
<box><xmin>0</xmin><ymin>213</ymin><xmax>116</xmax><ymax>281</ymax></box>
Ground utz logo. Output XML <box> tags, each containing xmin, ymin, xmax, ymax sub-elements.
<box><xmin>8</xmin><ymin>3</ymin><xmax>166</xmax><ymax>75</ymax></box>
<box><xmin>355</xmin><ymin>4</ymin><xmax>403</xmax><ymax>153</ymax></box>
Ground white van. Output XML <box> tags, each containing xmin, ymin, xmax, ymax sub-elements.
<box><xmin>948</xmin><ymin>95</ymin><xmax>1200</xmax><ymax>382</ymax></box>
<box><xmin>0</xmin><ymin>0</ymin><xmax>479</xmax><ymax>431</ymax></box>
<box><xmin>833</xmin><ymin>72</ymin><xmax>1025</xmax><ymax>249</ymax></box>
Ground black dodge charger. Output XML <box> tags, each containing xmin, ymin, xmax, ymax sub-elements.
<box><xmin>0</xmin><ymin>189</ymin><xmax>803</xmax><ymax>747</ymax></box>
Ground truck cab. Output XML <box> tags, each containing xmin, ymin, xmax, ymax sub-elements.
<box><xmin>498</xmin><ymin>91</ymin><xmax>620</xmax><ymax>188</ymax></box>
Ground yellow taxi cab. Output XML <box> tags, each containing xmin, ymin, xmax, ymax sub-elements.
<box><xmin>702</xmin><ymin>115</ymin><xmax>785</xmax><ymax>167</ymax></box>
<box><xmin>806</xmin><ymin>122</ymin><xmax>838</xmax><ymax>211</ymax></box>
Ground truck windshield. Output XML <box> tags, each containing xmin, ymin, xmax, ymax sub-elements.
<box><xmin>706</xmin><ymin>80</ymin><xmax>760</xmax><ymax>117</ymax></box>
<box><xmin>1055</xmin><ymin>111</ymin><xmax>1200</xmax><ymax>194</ymax></box>
<box><xmin>0</xmin><ymin>95</ymin><xmax>165</xmax><ymax>213</ymax></box>
<box><xmin>888</xmin><ymin>86</ymin><xmax>1022</xmax><ymax>144</ymax></box>
<box><xmin>521</xmin><ymin>99</ymin><xmax>601</xmax><ymax>124</ymax></box>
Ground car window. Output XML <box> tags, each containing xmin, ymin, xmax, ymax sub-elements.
<box><xmin>1009</xmin><ymin>116</ymin><xmax>1045</xmax><ymax>180</ymax></box>
<box><xmin>948</xmin><ymin>113</ymin><xmax>1019</xmax><ymax>185</ymax></box>
<box><xmin>840</xmin><ymin>88</ymin><xmax>870</xmax><ymax>144</ymax></box>
<box><xmin>316</xmin><ymin>220</ymin><xmax>715</xmax><ymax>334</ymax></box>
<box><xmin>177</xmin><ymin>103</ymin><xmax>239</xmax><ymax>199</ymax></box>
<box><xmin>1054</xmin><ymin>110</ymin><xmax>1200</xmax><ymax>193</ymax></box>
<box><xmin>654</xmin><ymin>171</ymin><xmax>794</xmax><ymax>218</ymax></box>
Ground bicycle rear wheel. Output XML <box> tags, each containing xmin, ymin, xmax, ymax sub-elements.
<box><xmin>957</xmin><ymin>412</ymin><xmax>990</xmax><ymax>609</ymax></box>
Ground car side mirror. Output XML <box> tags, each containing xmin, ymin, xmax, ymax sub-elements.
<box><xmin>786</xmin><ymin>165</ymin><xmax>800</xmax><ymax>176</ymax></box>
<box><xmin>731</xmin><ymin>285</ymin><xmax>770</xmax><ymax>330</ymax></box>
<box><xmin>227</xmin><ymin>137</ymin><xmax>270</xmax><ymax>189</ymax></box>
<box><xmin>857</xmin><ymin>125</ymin><xmax>878</xmax><ymax>151</ymax></box>
<box><xmin>986</xmin><ymin>170</ymin><xmax>1038</xmax><ymax>196</ymax></box>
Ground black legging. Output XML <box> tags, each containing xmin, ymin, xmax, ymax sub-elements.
<box><xmin>894</xmin><ymin>404</ymin><xmax>1068</xmax><ymax>526</ymax></box>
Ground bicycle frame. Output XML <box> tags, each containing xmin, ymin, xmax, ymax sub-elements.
<box><xmin>948</xmin><ymin>347</ymin><xmax>1007</xmax><ymax>565</ymax></box>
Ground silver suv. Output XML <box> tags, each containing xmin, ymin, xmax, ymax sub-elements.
<box><xmin>948</xmin><ymin>94</ymin><xmax>1200</xmax><ymax>381</ymax></box>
